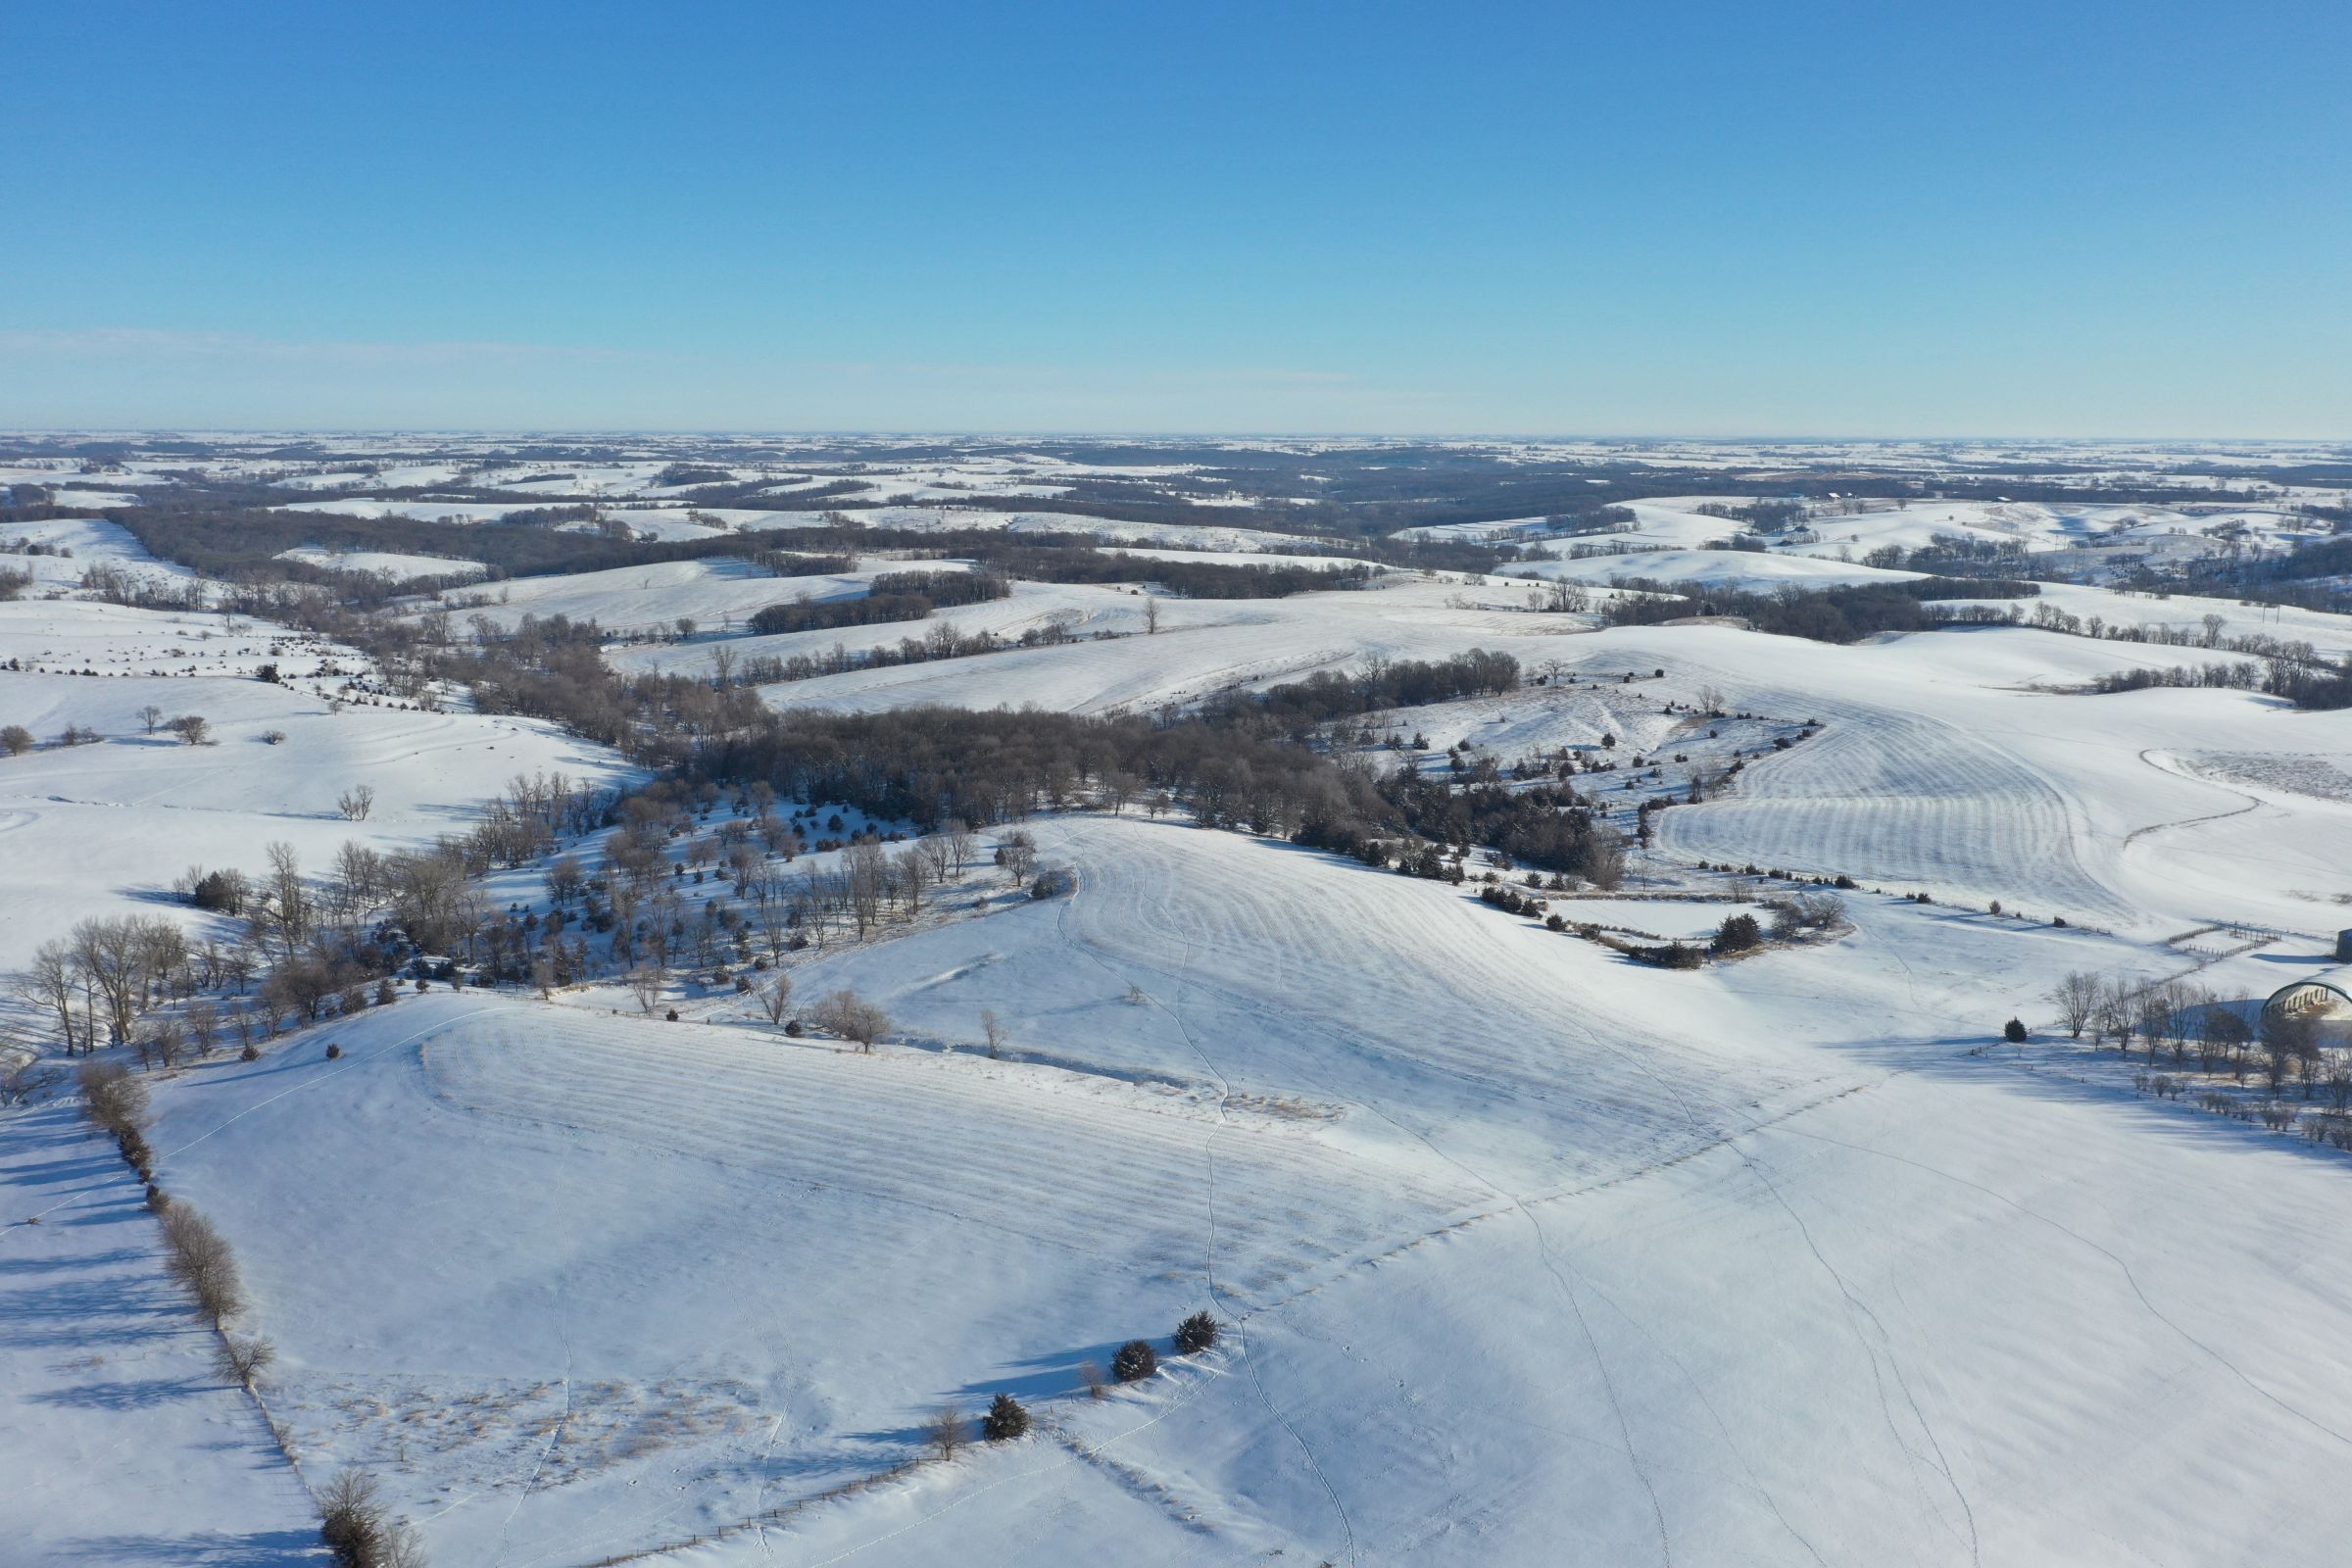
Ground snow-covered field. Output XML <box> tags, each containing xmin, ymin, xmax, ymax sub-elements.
<box><xmin>278</xmin><ymin>546</ymin><xmax>489</xmax><ymax>581</ymax></box>
<box><xmin>10</xmin><ymin>435</ymin><xmax>2352</xmax><ymax>1566</ymax></box>
<box><xmin>0</xmin><ymin>601</ymin><xmax>633</xmax><ymax>984</ymax></box>
<box><xmin>34</xmin><ymin>813</ymin><xmax>2347</xmax><ymax>1566</ymax></box>
<box><xmin>1503</xmin><ymin>547</ymin><xmax>1923</xmax><ymax>591</ymax></box>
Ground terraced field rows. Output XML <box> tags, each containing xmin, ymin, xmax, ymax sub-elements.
<box><xmin>426</xmin><ymin>1009</ymin><xmax>1492</xmax><ymax>1308</ymax></box>
<box><xmin>1658</xmin><ymin>706</ymin><xmax>2132</xmax><ymax>922</ymax></box>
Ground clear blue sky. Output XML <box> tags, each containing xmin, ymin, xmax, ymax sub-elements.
<box><xmin>4</xmin><ymin>0</ymin><xmax>2346</xmax><ymax>436</ymax></box>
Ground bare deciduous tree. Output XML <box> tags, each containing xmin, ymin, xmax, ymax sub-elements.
<box><xmin>214</xmin><ymin>1333</ymin><xmax>276</xmax><ymax>1388</ymax></box>
<box><xmin>926</xmin><ymin>1403</ymin><xmax>968</xmax><ymax>1461</ymax></box>
<box><xmin>759</xmin><ymin>972</ymin><xmax>793</xmax><ymax>1027</ymax></box>
<box><xmin>624</xmin><ymin>964</ymin><xmax>664</xmax><ymax>1015</ymax></box>
<box><xmin>812</xmin><ymin>989</ymin><xmax>889</xmax><ymax>1052</ymax></box>
<box><xmin>995</xmin><ymin>831</ymin><xmax>1037</xmax><ymax>886</ymax></box>
<box><xmin>2047</xmin><ymin>970</ymin><xmax>2103</xmax><ymax>1039</ymax></box>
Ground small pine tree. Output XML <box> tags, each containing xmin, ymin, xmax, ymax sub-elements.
<box><xmin>1112</xmin><ymin>1339</ymin><xmax>1158</xmax><ymax>1383</ymax></box>
<box><xmin>2003</xmin><ymin>1017</ymin><xmax>2028</xmax><ymax>1044</ymax></box>
<box><xmin>1175</xmin><ymin>1310</ymin><xmax>1220</xmax><ymax>1354</ymax></box>
<box><xmin>982</xmin><ymin>1391</ymin><xmax>1031</xmax><ymax>1441</ymax></box>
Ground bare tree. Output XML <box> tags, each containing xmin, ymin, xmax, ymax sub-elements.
<box><xmin>981</xmin><ymin>1007</ymin><xmax>1006</xmax><ymax>1058</ymax></box>
<box><xmin>1144</xmin><ymin>596</ymin><xmax>1160</xmax><ymax>635</ymax></box>
<box><xmin>138</xmin><ymin>704</ymin><xmax>165</xmax><ymax>735</ymax></box>
<box><xmin>916</xmin><ymin>833</ymin><xmax>954</xmax><ymax>883</ymax></box>
<box><xmin>926</xmin><ymin>1403</ymin><xmax>968</xmax><ymax>1461</ymax></box>
<box><xmin>995</xmin><ymin>831</ymin><xmax>1037</xmax><ymax>887</ymax></box>
<box><xmin>843</xmin><ymin>841</ymin><xmax>889</xmax><ymax>937</ymax></box>
<box><xmin>214</xmin><ymin>1333</ymin><xmax>276</xmax><ymax>1388</ymax></box>
<box><xmin>812</xmin><ymin>989</ymin><xmax>889</xmax><ymax>1051</ymax></box>
<box><xmin>16</xmin><ymin>939</ymin><xmax>83</xmax><ymax>1053</ymax></box>
<box><xmin>264</xmin><ymin>841</ymin><xmax>312</xmax><ymax>957</ymax></box>
<box><xmin>943</xmin><ymin>819</ymin><xmax>976</xmax><ymax>877</ymax></box>
<box><xmin>624</xmin><ymin>964</ymin><xmax>664</xmax><ymax>1015</ymax></box>
<box><xmin>710</xmin><ymin>645</ymin><xmax>737</xmax><ymax>689</ymax></box>
<box><xmin>337</xmin><ymin>784</ymin><xmax>376</xmax><ymax>822</ymax></box>
<box><xmin>895</xmin><ymin>845</ymin><xmax>931</xmax><ymax>913</ymax></box>
<box><xmin>759</xmin><ymin>971</ymin><xmax>793</xmax><ymax>1027</ymax></box>
<box><xmin>2047</xmin><ymin>970</ymin><xmax>2103</xmax><ymax>1039</ymax></box>
<box><xmin>167</xmin><ymin>713</ymin><xmax>211</xmax><ymax>746</ymax></box>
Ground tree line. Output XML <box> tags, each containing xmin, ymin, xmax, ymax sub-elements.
<box><xmin>1599</xmin><ymin>575</ymin><xmax>2039</xmax><ymax>643</ymax></box>
<box><xmin>745</xmin><ymin>568</ymin><xmax>1010</xmax><ymax>636</ymax></box>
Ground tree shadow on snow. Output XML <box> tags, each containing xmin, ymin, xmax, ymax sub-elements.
<box><xmin>59</xmin><ymin>1528</ymin><xmax>319</xmax><ymax>1566</ymax></box>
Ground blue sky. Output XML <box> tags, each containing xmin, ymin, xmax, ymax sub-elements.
<box><xmin>4</xmin><ymin>0</ymin><xmax>2346</xmax><ymax>435</ymax></box>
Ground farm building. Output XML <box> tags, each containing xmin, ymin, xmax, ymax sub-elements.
<box><xmin>2263</xmin><ymin>963</ymin><xmax>2352</xmax><ymax>1041</ymax></box>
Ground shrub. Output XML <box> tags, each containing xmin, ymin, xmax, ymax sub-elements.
<box><xmin>1111</xmin><ymin>1339</ymin><xmax>1158</xmax><ymax>1383</ymax></box>
<box><xmin>982</xmin><ymin>1392</ymin><xmax>1032</xmax><ymax>1442</ymax></box>
<box><xmin>161</xmin><ymin>1203</ymin><xmax>245</xmax><ymax>1323</ymax></box>
<box><xmin>324</xmin><ymin>1043</ymin><xmax>342</xmax><ymax>1060</ymax></box>
<box><xmin>118</xmin><ymin>1127</ymin><xmax>154</xmax><ymax>1179</ymax></box>
<box><xmin>240</xmin><ymin>1044</ymin><xmax>260</xmax><ymax>1062</ymax></box>
<box><xmin>1175</xmin><ymin>1310</ymin><xmax>1220</xmax><ymax>1354</ymax></box>
<box><xmin>78</xmin><ymin>1059</ymin><xmax>150</xmax><ymax>1139</ymax></box>
<box><xmin>0</xmin><ymin>723</ymin><xmax>32</xmax><ymax>757</ymax></box>
<box><xmin>1712</xmin><ymin>913</ymin><xmax>1763</xmax><ymax>954</ymax></box>
<box><xmin>145</xmin><ymin>1183</ymin><xmax>171</xmax><ymax>1212</ymax></box>
<box><xmin>2003</xmin><ymin>1018</ymin><xmax>2028</xmax><ymax>1044</ymax></box>
<box><xmin>319</xmin><ymin>1471</ymin><xmax>380</xmax><ymax>1566</ymax></box>
<box><xmin>664</xmin><ymin>1008</ymin><xmax>680</xmax><ymax>1021</ymax></box>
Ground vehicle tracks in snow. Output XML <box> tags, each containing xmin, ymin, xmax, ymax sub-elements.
<box><xmin>1783</xmin><ymin>1122</ymin><xmax>2352</xmax><ymax>1456</ymax></box>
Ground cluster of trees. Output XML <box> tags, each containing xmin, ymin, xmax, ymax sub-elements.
<box><xmin>1599</xmin><ymin>575</ymin><xmax>2039</xmax><ymax>643</ymax></box>
<box><xmin>745</xmin><ymin>568</ymin><xmax>1010</xmax><ymax>636</ymax></box>
<box><xmin>970</xmin><ymin>544</ymin><xmax>1373</xmax><ymax>599</ymax></box>
<box><xmin>2049</xmin><ymin>968</ymin><xmax>2352</xmax><ymax>1107</ymax></box>
<box><xmin>730</xmin><ymin>611</ymin><xmax>1101</xmax><ymax>686</ymax></box>
<box><xmin>1202</xmin><ymin>650</ymin><xmax>1522</xmax><ymax>736</ymax></box>
<box><xmin>2087</xmin><ymin>661</ymin><xmax>2267</xmax><ymax>694</ymax></box>
<box><xmin>1861</xmin><ymin>532</ymin><xmax>2033</xmax><ymax>578</ymax></box>
<box><xmin>1334</xmin><ymin>769</ymin><xmax>1625</xmax><ymax>884</ymax></box>
<box><xmin>2266</xmin><ymin>653</ymin><xmax>2352</xmax><ymax>710</ymax></box>
<box><xmin>12</xmin><ymin>773</ymin><xmax>600</xmax><ymax>1060</ymax></box>
<box><xmin>81</xmin><ymin>560</ymin><xmax>210</xmax><ymax>612</ymax></box>
<box><xmin>95</xmin><ymin>499</ymin><xmax>852</xmax><ymax>592</ymax></box>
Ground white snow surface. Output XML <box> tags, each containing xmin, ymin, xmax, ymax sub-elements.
<box><xmin>47</xmin><ymin>813</ymin><xmax>2352</xmax><ymax>1567</ymax></box>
